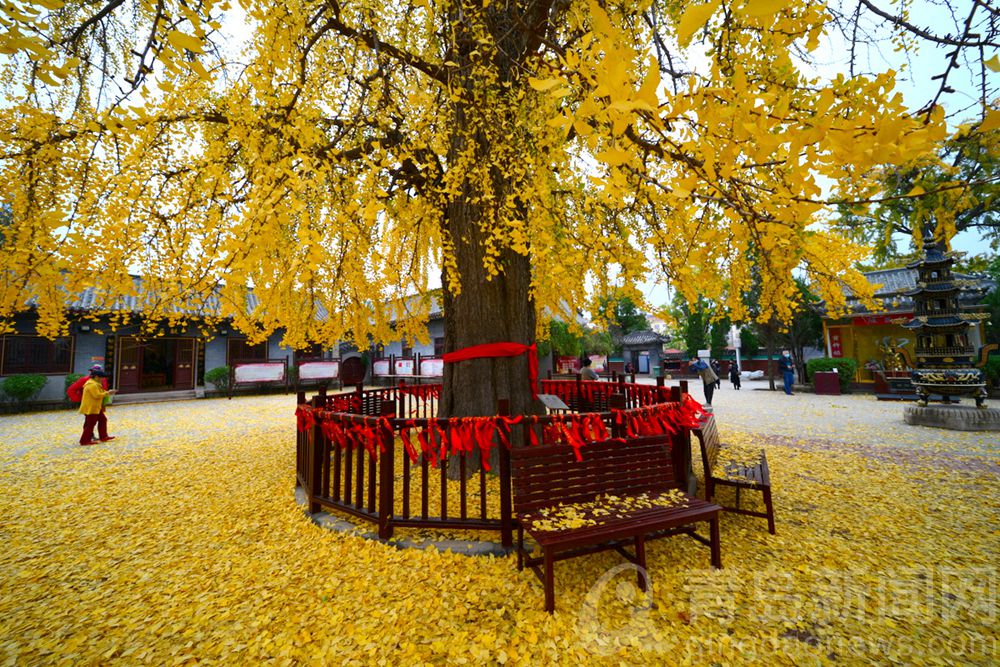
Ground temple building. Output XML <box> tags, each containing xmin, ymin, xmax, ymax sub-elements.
<box><xmin>823</xmin><ymin>259</ymin><xmax>995</xmax><ymax>390</ymax></box>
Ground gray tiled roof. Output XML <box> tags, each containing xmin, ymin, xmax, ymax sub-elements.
<box><xmin>620</xmin><ymin>330</ymin><xmax>670</xmax><ymax>346</ymax></box>
<box><xmin>65</xmin><ymin>277</ymin><xmax>330</xmax><ymax>321</ymax></box>
<box><xmin>845</xmin><ymin>267</ymin><xmax>994</xmax><ymax>314</ymax></box>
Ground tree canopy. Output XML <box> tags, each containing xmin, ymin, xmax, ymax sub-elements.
<box><xmin>1</xmin><ymin>1</ymin><xmax>994</xmax><ymax>415</ymax></box>
<box><xmin>834</xmin><ymin>127</ymin><xmax>999</xmax><ymax>263</ymax></box>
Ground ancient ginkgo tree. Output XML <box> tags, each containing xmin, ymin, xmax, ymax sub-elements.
<box><xmin>1</xmin><ymin>0</ymin><xmax>995</xmax><ymax>421</ymax></box>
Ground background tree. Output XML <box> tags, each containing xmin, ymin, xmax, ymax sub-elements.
<box><xmin>834</xmin><ymin>127</ymin><xmax>999</xmax><ymax>263</ymax></box>
<box><xmin>581</xmin><ymin>329</ymin><xmax>614</xmax><ymax>358</ymax></box>
<box><xmin>982</xmin><ymin>255</ymin><xmax>1000</xmax><ymax>347</ymax></box>
<box><xmin>1</xmin><ymin>0</ymin><xmax>992</xmax><ymax>436</ymax></box>
<box><xmin>671</xmin><ymin>294</ymin><xmax>709</xmax><ymax>359</ymax></box>
<box><xmin>738</xmin><ymin>326</ymin><xmax>760</xmax><ymax>359</ymax></box>
<box><xmin>781</xmin><ymin>280</ymin><xmax>825</xmax><ymax>382</ymax></box>
<box><xmin>709</xmin><ymin>316</ymin><xmax>731</xmax><ymax>362</ymax></box>
<box><xmin>536</xmin><ymin>319</ymin><xmax>581</xmax><ymax>360</ymax></box>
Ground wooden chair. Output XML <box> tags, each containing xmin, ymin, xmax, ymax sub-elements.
<box><xmin>692</xmin><ymin>415</ymin><xmax>775</xmax><ymax>534</ymax></box>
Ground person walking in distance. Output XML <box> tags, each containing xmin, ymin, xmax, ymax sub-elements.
<box><xmin>711</xmin><ymin>359</ymin><xmax>722</xmax><ymax>389</ymax></box>
<box><xmin>778</xmin><ymin>350</ymin><xmax>795</xmax><ymax>395</ymax></box>
<box><xmin>79</xmin><ymin>365</ymin><xmax>117</xmax><ymax>445</ymax></box>
<box><xmin>729</xmin><ymin>362</ymin><xmax>741</xmax><ymax>390</ymax></box>
<box><xmin>689</xmin><ymin>356</ymin><xmax>718</xmax><ymax>405</ymax></box>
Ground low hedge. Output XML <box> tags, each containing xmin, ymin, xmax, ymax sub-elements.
<box><xmin>805</xmin><ymin>358</ymin><xmax>858</xmax><ymax>393</ymax></box>
<box><xmin>985</xmin><ymin>356</ymin><xmax>1000</xmax><ymax>387</ymax></box>
<box><xmin>2</xmin><ymin>374</ymin><xmax>48</xmax><ymax>402</ymax></box>
<box><xmin>204</xmin><ymin>366</ymin><xmax>231</xmax><ymax>391</ymax></box>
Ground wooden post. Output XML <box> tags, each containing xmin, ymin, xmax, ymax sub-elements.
<box><xmin>309</xmin><ymin>418</ymin><xmax>324</xmax><ymax>514</ymax></box>
<box><xmin>297</xmin><ymin>391</ymin><xmax>306</xmax><ymax>404</ymax></box>
<box><xmin>668</xmin><ymin>385</ymin><xmax>695</xmax><ymax>495</ymax></box>
<box><xmin>609</xmin><ymin>393</ymin><xmax>627</xmax><ymax>439</ymax></box>
<box><xmin>656</xmin><ymin>375</ymin><xmax>665</xmax><ymax>388</ymax></box>
<box><xmin>354</xmin><ymin>383</ymin><xmax>364</xmax><ymax>414</ymax></box>
<box><xmin>497</xmin><ymin>399</ymin><xmax>514</xmax><ymax>549</ymax></box>
<box><xmin>378</xmin><ymin>401</ymin><xmax>396</xmax><ymax>540</ymax></box>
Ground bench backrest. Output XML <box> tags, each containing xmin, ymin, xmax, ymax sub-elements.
<box><xmin>692</xmin><ymin>415</ymin><xmax>720</xmax><ymax>474</ymax></box>
<box><xmin>511</xmin><ymin>437</ymin><xmax>677</xmax><ymax>514</ymax></box>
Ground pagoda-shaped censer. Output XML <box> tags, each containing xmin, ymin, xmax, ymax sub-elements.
<box><xmin>903</xmin><ymin>237</ymin><xmax>994</xmax><ymax>408</ymax></box>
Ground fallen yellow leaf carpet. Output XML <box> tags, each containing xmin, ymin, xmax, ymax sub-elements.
<box><xmin>0</xmin><ymin>395</ymin><xmax>997</xmax><ymax>665</ymax></box>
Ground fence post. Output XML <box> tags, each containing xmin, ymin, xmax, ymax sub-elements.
<box><xmin>609</xmin><ymin>393</ymin><xmax>627</xmax><ymax>439</ymax></box>
<box><xmin>497</xmin><ymin>399</ymin><xmax>513</xmax><ymax>549</ymax></box>
<box><xmin>679</xmin><ymin>379</ymin><xmax>689</xmax><ymax>396</ymax></box>
<box><xmin>667</xmin><ymin>385</ymin><xmax>695</xmax><ymax>495</ymax></box>
<box><xmin>309</xmin><ymin>417</ymin><xmax>324</xmax><ymax>514</ymax></box>
<box><xmin>354</xmin><ymin>383</ymin><xmax>364</xmax><ymax>414</ymax></box>
<box><xmin>378</xmin><ymin>401</ymin><xmax>396</xmax><ymax>540</ymax></box>
<box><xmin>656</xmin><ymin>375</ymin><xmax>665</xmax><ymax>388</ymax></box>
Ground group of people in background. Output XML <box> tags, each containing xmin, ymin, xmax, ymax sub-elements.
<box><xmin>689</xmin><ymin>351</ymin><xmax>796</xmax><ymax>405</ymax></box>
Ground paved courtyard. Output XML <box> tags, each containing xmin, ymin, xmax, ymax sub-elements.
<box><xmin>1</xmin><ymin>387</ymin><xmax>997</xmax><ymax>664</ymax></box>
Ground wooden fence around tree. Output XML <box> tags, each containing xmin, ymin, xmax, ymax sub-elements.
<box><xmin>295</xmin><ymin>379</ymin><xmax>698</xmax><ymax>547</ymax></box>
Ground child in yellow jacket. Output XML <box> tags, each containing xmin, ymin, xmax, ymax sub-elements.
<box><xmin>79</xmin><ymin>365</ymin><xmax>117</xmax><ymax>445</ymax></box>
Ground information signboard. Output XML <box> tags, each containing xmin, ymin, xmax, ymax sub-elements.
<box><xmin>373</xmin><ymin>360</ymin><xmax>391</xmax><ymax>376</ymax></box>
<box><xmin>420</xmin><ymin>358</ymin><xmax>444</xmax><ymax>377</ymax></box>
<box><xmin>394</xmin><ymin>359</ymin><xmax>415</xmax><ymax>376</ymax></box>
<box><xmin>234</xmin><ymin>362</ymin><xmax>285</xmax><ymax>385</ymax></box>
<box><xmin>298</xmin><ymin>360</ymin><xmax>340</xmax><ymax>381</ymax></box>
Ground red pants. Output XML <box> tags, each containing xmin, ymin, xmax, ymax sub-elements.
<box><xmin>80</xmin><ymin>411</ymin><xmax>109</xmax><ymax>444</ymax></box>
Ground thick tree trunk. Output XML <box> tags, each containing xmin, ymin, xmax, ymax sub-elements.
<box><xmin>437</xmin><ymin>4</ymin><xmax>547</xmax><ymax>477</ymax></box>
<box><xmin>438</xmin><ymin>224</ymin><xmax>537</xmax><ymax>475</ymax></box>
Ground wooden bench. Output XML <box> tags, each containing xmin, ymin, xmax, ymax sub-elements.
<box><xmin>511</xmin><ymin>437</ymin><xmax>722</xmax><ymax>612</ymax></box>
<box><xmin>693</xmin><ymin>415</ymin><xmax>775</xmax><ymax>534</ymax></box>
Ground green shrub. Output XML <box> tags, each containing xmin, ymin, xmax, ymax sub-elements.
<box><xmin>2</xmin><ymin>374</ymin><xmax>48</xmax><ymax>402</ymax></box>
<box><xmin>805</xmin><ymin>358</ymin><xmax>858</xmax><ymax>393</ymax></box>
<box><xmin>985</xmin><ymin>355</ymin><xmax>1000</xmax><ymax>387</ymax></box>
<box><xmin>204</xmin><ymin>366</ymin><xmax>231</xmax><ymax>391</ymax></box>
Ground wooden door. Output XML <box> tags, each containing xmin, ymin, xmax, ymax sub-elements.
<box><xmin>118</xmin><ymin>338</ymin><xmax>141</xmax><ymax>393</ymax></box>
<box><xmin>175</xmin><ymin>339</ymin><xmax>195</xmax><ymax>389</ymax></box>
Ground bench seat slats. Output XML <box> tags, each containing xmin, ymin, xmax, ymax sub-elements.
<box><xmin>523</xmin><ymin>497</ymin><xmax>722</xmax><ymax>548</ymax></box>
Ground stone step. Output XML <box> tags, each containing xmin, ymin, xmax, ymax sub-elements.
<box><xmin>113</xmin><ymin>390</ymin><xmax>198</xmax><ymax>405</ymax></box>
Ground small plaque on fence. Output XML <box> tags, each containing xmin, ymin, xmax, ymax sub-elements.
<box><xmin>395</xmin><ymin>359</ymin><xmax>415</xmax><ymax>376</ymax></box>
<box><xmin>537</xmin><ymin>394</ymin><xmax>570</xmax><ymax>411</ymax></box>
<box><xmin>299</xmin><ymin>360</ymin><xmax>340</xmax><ymax>381</ymax></box>
<box><xmin>234</xmin><ymin>362</ymin><xmax>285</xmax><ymax>384</ymax></box>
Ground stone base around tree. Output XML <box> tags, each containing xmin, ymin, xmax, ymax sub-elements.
<box><xmin>903</xmin><ymin>404</ymin><xmax>1000</xmax><ymax>431</ymax></box>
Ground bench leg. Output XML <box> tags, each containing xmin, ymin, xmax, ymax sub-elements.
<box><xmin>763</xmin><ymin>487</ymin><xmax>776</xmax><ymax>535</ymax></box>
<box><xmin>517</xmin><ymin>525</ymin><xmax>524</xmax><ymax>571</ymax></box>
<box><xmin>543</xmin><ymin>548</ymin><xmax>556</xmax><ymax>613</ymax></box>
<box><xmin>709</xmin><ymin>516</ymin><xmax>722</xmax><ymax>569</ymax></box>
<box><xmin>634</xmin><ymin>535</ymin><xmax>648</xmax><ymax>592</ymax></box>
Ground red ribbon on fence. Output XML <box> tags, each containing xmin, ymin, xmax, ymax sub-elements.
<box><xmin>443</xmin><ymin>342</ymin><xmax>538</xmax><ymax>400</ymax></box>
<box><xmin>295</xmin><ymin>405</ymin><xmax>316</xmax><ymax>432</ymax></box>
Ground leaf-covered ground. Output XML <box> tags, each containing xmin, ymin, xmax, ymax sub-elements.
<box><xmin>1</xmin><ymin>390</ymin><xmax>997</xmax><ymax>665</ymax></box>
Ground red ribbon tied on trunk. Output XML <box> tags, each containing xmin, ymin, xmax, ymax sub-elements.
<box><xmin>442</xmin><ymin>342</ymin><xmax>538</xmax><ymax>400</ymax></box>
